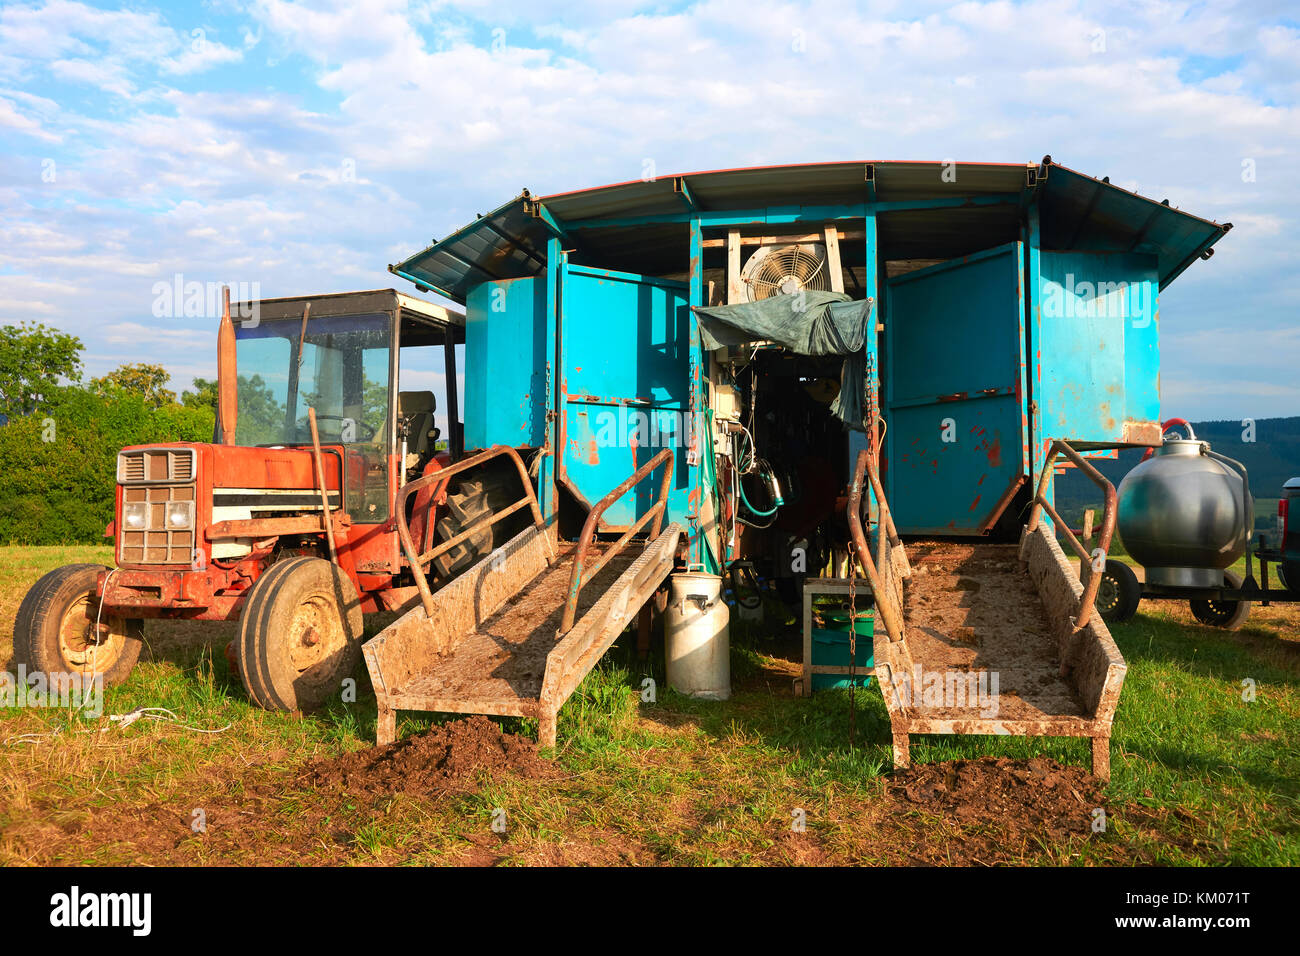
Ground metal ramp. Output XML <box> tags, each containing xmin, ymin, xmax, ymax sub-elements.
<box><xmin>848</xmin><ymin>443</ymin><xmax>1127</xmax><ymax>779</ymax></box>
<box><xmin>364</xmin><ymin>446</ymin><xmax>681</xmax><ymax>747</ymax></box>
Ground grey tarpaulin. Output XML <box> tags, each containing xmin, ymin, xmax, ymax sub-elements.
<box><xmin>692</xmin><ymin>291</ymin><xmax>876</xmax><ymax>430</ymax></box>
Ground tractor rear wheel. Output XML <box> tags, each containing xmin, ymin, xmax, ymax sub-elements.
<box><xmin>236</xmin><ymin>557</ymin><xmax>364</xmax><ymax>712</ymax></box>
<box><xmin>13</xmin><ymin>564</ymin><xmax>144</xmax><ymax>684</ymax></box>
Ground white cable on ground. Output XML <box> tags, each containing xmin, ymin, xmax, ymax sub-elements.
<box><xmin>2</xmin><ymin>706</ymin><xmax>231</xmax><ymax>746</ymax></box>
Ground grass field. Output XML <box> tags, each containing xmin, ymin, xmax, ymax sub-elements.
<box><xmin>1</xmin><ymin>544</ymin><xmax>1296</xmax><ymax>866</ymax></box>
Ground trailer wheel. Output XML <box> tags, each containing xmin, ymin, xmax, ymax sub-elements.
<box><xmin>1189</xmin><ymin>570</ymin><xmax>1251</xmax><ymax>630</ymax></box>
<box><xmin>1096</xmin><ymin>559</ymin><xmax>1141</xmax><ymax>624</ymax></box>
<box><xmin>237</xmin><ymin>557</ymin><xmax>364</xmax><ymax>712</ymax></box>
<box><xmin>13</xmin><ymin>564</ymin><xmax>143</xmax><ymax>684</ymax></box>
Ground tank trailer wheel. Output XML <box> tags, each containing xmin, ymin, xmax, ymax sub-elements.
<box><xmin>1096</xmin><ymin>559</ymin><xmax>1141</xmax><ymax>624</ymax></box>
<box><xmin>237</xmin><ymin>557</ymin><xmax>364</xmax><ymax>712</ymax></box>
<box><xmin>13</xmin><ymin>564</ymin><xmax>144</xmax><ymax>684</ymax></box>
<box><xmin>1189</xmin><ymin>569</ymin><xmax>1251</xmax><ymax>630</ymax></box>
<box><xmin>1279</xmin><ymin>566</ymin><xmax>1293</xmax><ymax>595</ymax></box>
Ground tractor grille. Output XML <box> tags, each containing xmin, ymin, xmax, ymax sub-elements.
<box><xmin>119</xmin><ymin>485</ymin><xmax>197</xmax><ymax>565</ymax></box>
<box><xmin>117</xmin><ymin>447</ymin><xmax>193</xmax><ymax>481</ymax></box>
<box><xmin>117</xmin><ymin>448</ymin><xmax>195</xmax><ymax>484</ymax></box>
<box><xmin>117</xmin><ymin>448</ymin><xmax>198</xmax><ymax>566</ymax></box>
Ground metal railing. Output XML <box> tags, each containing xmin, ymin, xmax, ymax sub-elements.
<box><xmin>1025</xmin><ymin>440</ymin><xmax>1117</xmax><ymax>631</ymax></box>
<box><xmin>394</xmin><ymin>444</ymin><xmax>548</xmax><ymax>624</ymax></box>
<box><xmin>846</xmin><ymin>448</ymin><xmax>907</xmax><ymax>644</ymax></box>
<box><xmin>558</xmin><ymin>449</ymin><xmax>674</xmax><ymax>635</ymax></box>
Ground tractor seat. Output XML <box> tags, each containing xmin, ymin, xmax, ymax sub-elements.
<box><xmin>398</xmin><ymin>390</ymin><xmax>440</xmax><ymax>472</ymax></box>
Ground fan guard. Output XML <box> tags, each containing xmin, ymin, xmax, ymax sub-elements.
<box><xmin>740</xmin><ymin>243</ymin><xmax>830</xmax><ymax>302</ymax></box>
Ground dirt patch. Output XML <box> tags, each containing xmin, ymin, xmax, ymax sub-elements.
<box><xmin>902</xmin><ymin>541</ymin><xmax>1085</xmax><ymax>720</ymax></box>
<box><xmin>302</xmin><ymin>715</ymin><xmax>556</xmax><ymax>795</ymax></box>
<box><xmin>885</xmin><ymin>756</ymin><xmax>1108</xmax><ymax>862</ymax></box>
<box><xmin>767</xmin><ymin>829</ymin><xmax>832</xmax><ymax>866</ymax></box>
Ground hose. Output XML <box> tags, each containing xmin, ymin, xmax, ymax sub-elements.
<box><xmin>739</xmin><ymin>466</ymin><xmax>781</xmax><ymax>517</ymax></box>
<box><xmin>698</xmin><ymin>408</ymin><xmax>723</xmax><ymax>572</ymax></box>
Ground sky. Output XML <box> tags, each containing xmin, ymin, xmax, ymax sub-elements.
<box><xmin>0</xmin><ymin>0</ymin><xmax>1296</xmax><ymax>422</ymax></box>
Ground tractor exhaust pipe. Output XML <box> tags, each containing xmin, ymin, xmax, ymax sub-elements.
<box><xmin>218</xmin><ymin>285</ymin><xmax>237</xmax><ymax>445</ymax></box>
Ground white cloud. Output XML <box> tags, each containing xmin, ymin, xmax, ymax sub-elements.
<box><xmin>160</xmin><ymin>35</ymin><xmax>245</xmax><ymax>75</ymax></box>
<box><xmin>49</xmin><ymin>57</ymin><xmax>135</xmax><ymax>96</ymax></box>
<box><xmin>0</xmin><ymin>93</ymin><xmax>59</xmax><ymax>141</ymax></box>
<box><xmin>103</xmin><ymin>321</ymin><xmax>216</xmax><ymax>346</ymax></box>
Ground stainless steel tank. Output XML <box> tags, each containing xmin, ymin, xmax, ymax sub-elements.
<box><xmin>1117</xmin><ymin>426</ymin><xmax>1252</xmax><ymax>588</ymax></box>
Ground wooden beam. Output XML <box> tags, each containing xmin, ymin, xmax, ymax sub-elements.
<box><xmin>824</xmin><ymin>223</ymin><xmax>845</xmax><ymax>293</ymax></box>
<box><xmin>701</xmin><ymin>228</ymin><xmax>863</xmax><ymax>249</ymax></box>
<box><xmin>726</xmin><ymin>230</ymin><xmax>743</xmax><ymax>305</ymax></box>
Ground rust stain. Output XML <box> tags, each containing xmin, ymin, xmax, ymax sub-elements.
<box><xmin>986</xmin><ymin>437</ymin><xmax>1002</xmax><ymax>469</ymax></box>
<box><xmin>969</xmin><ymin>494</ymin><xmax>982</xmax><ymax>512</ymax></box>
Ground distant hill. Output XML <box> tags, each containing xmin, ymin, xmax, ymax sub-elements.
<box><xmin>1054</xmin><ymin>416</ymin><xmax>1300</xmax><ymax>531</ymax></box>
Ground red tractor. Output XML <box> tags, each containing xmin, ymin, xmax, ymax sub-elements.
<box><xmin>13</xmin><ymin>289</ymin><xmax>523</xmax><ymax>711</ymax></box>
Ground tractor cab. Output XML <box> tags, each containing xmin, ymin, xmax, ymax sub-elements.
<box><xmin>222</xmin><ymin>288</ymin><xmax>464</xmax><ymax>527</ymax></box>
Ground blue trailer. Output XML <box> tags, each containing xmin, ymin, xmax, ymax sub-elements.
<box><xmin>389</xmin><ymin>158</ymin><xmax>1228</xmax><ymax>582</ymax></box>
<box><xmin>364</xmin><ymin>158</ymin><xmax>1227</xmax><ymax>771</ymax></box>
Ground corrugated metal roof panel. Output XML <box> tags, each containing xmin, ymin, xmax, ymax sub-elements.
<box><xmin>1038</xmin><ymin>163</ymin><xmax>1227</xmax><ymax>288</ymax></box>
<box><xmin>392</xmin><ymin>160</ymin><xmax>1229</xmax><ymax>303</ymax></box>
<box><xmin>878</xmin><ymin>204</ymin><xmax>1024</xmax><ymax>260</ymax></box>
<box><xmin>390</xmin><ymin>195</ymin><xmax>551</xmax><ymax>302</ymax></box>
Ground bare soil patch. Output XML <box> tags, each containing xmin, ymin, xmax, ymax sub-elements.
<box><xmin>883</xmin><ymin>755</ymin><xmax>1110</xmax><ymax>863</ymax></box>
<box><xmin>302</xmin><ymin>715</ymin><xmax>556</xmax><ymax>795</ymax></box>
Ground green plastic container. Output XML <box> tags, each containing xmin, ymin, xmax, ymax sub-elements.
<box><xmin>811</xmin><ymin>609</ymin><xmax>874</xmax><ymax>691</ymax></box>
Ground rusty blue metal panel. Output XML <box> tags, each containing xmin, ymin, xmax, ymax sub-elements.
<box><xmin>1032</xmin><ymin>250</ymin><xmax>1160</xmax><ymax>451</ymax></box>
<box><xmin>687</xmin><ymin>217</ymin><xmax>708</xmax><ymax>568</ymax></box>
<box><xmin>885</xmin><ymin>241</ymin><xmax>1028</xmax><ymax>535</ymax></box>
<box><xmin>559</xmin><ymin>264</ymin><xmax>691</xmax><ymax>530</ymax></box>
<box><xmin>539</xmin><ymin>238</ymin><xmax>561</xmax><ymax>520</ymax></box>
<box><xmin>463</xmin><ymin>276</ymin><xmax>548</xmax><ymax>451</ymax></box>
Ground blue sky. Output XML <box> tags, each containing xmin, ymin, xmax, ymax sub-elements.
<box><xmin>1</xmin><ymin>0</ymin><xmax>1296</xmax><ymax>420</ymax></box>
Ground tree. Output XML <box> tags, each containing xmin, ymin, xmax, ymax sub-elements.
<box><xmin>235</xmin><ymin>373</ymin><xmax>288</xmax><ymax>445</ymax></box>
<box><xmin>91</xmin><ymin>363</ymin><xmax>176</xmax><ymax>409</ymax></box>
<box><xmin>0</xmin><ymin>322</ymin><xmax>84</xmax><ymax>418</ymax></box>
<box><xmin>181</xmin><ymin>377</ymin><xmax>218</xmax><ymax>412</ymax></box>
<box><xmin>0</xmin><ymin>385</ymin><xmax>214</xmax><ymax>544</ymax></box>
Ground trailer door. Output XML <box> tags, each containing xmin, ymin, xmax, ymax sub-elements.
<box><xmin>884</xmin><ymin>241</ymin><xmax>1029</xmax><ymax>535</ymax></box>
<box><xmin>558</xmin><ymin>264</ymin><xmax>691</xmax><ymax>529</ymax></box>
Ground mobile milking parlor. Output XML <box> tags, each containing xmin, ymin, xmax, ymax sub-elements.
<box><xmin>15</xmin><ymin>158</ymin><xmax>1233</xmax><ymax>776</ymax></box>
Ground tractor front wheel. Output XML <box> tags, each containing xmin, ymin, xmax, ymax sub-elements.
<box><xmin>13</xmin><ymin>564</ymin><xmax>144</xmax><ymax>684</ymax></box>
<box><xmin>236</xmin><ymin>557</ymin><xmax>364</xmax><ymax>712</ymax></box>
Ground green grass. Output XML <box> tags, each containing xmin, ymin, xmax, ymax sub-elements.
<box><xmin>1</xmin><ymin>545</ymin><xmax>1297</xmax><ymax>866</ymax></box>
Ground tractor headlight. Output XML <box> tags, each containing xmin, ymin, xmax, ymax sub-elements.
<box><xmin>123</xmin><ymin>502</ymin><xmax>148</xmax><ymax>530</ymax></box>
<box><xmin>165</xmin><ymin>501</ymin><xmax>195</xmax><ymax>530</ymax></box>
